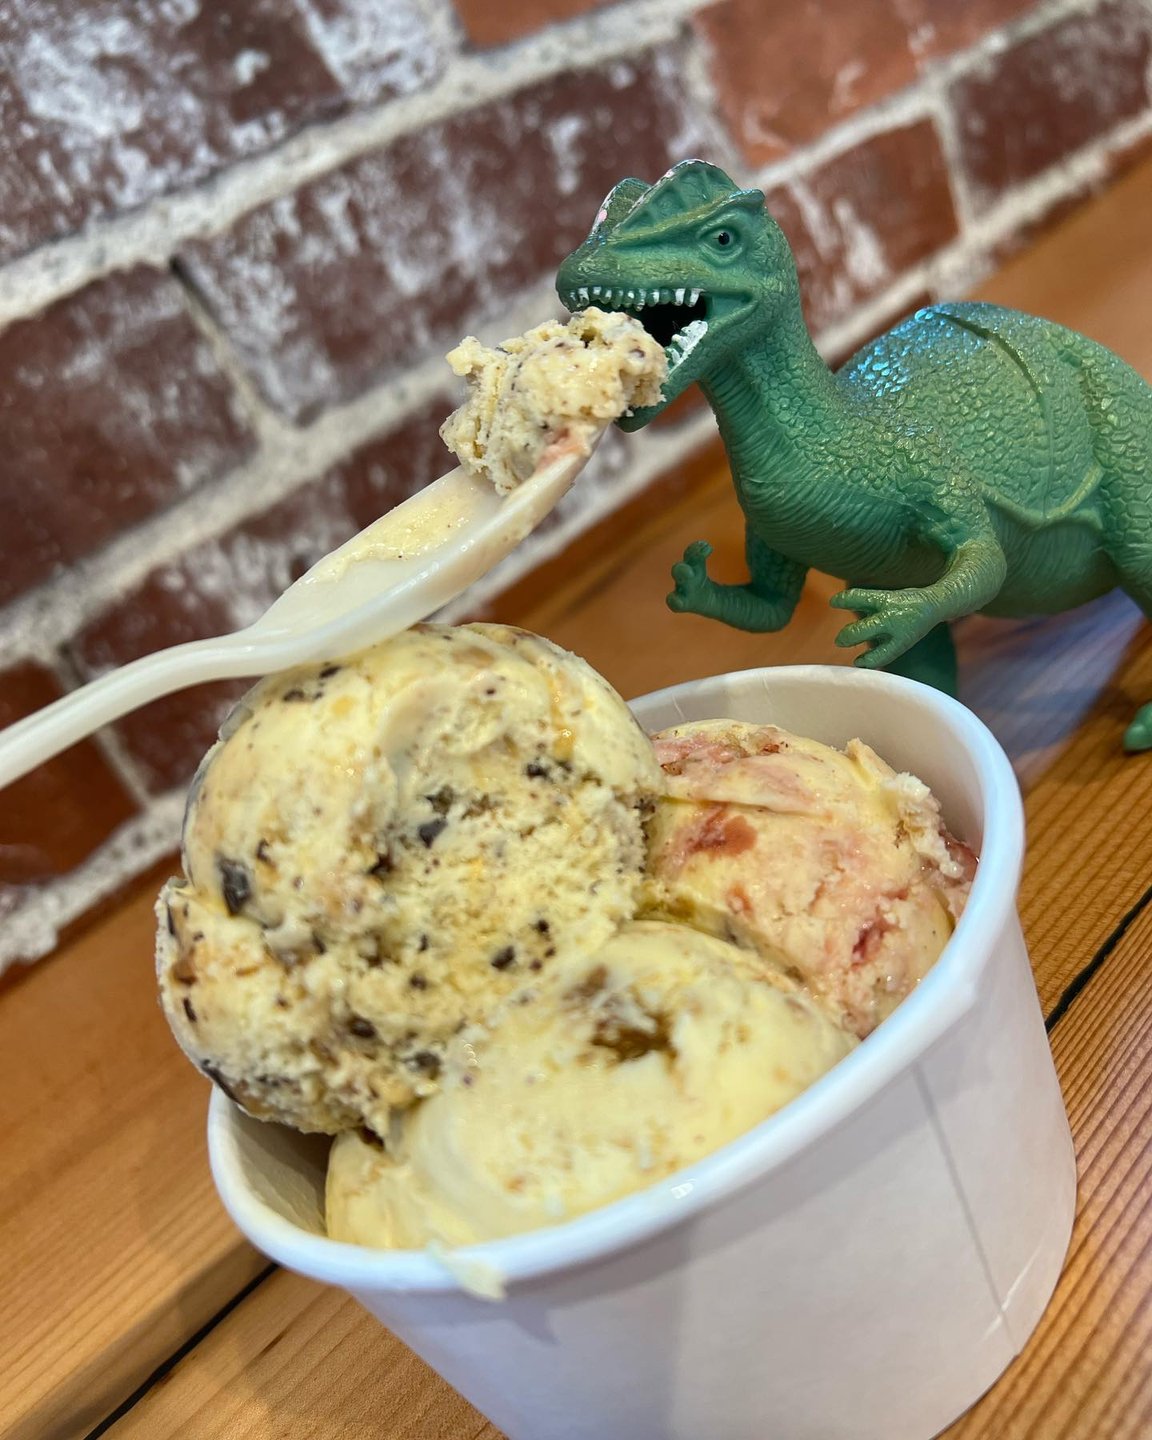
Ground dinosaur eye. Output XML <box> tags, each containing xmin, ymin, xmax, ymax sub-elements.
<box><xmin>715</xmin><ymin>231</ymin><xmax>732</xmax><ymax>247</ymax></box>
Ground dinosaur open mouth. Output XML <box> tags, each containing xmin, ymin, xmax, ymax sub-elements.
<box><xmin>560</xmin><ymin>285</ymin><xmax>710</xmax><ymax>363</ymax></box>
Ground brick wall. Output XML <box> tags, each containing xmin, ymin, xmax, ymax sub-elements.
<box><xmin>3</xmin><ymin>0</ymin><xmax>1152</xmax><ymax>968</ymax></box>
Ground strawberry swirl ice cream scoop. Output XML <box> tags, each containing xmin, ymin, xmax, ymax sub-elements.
<box><xmin>642</xmin><ymin>719</ymin><xmax>975</xmax><ymax>1037</ymax></box>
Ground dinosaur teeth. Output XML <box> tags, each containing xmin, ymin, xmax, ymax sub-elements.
<box><xmin>667</xmin><ymin>318</ymin><xmax>708</xmax><ymax>367</ymax></box>
<box><xmin>565</xmin><ymin>284</ymin><xmax>705</xmax><ymax>312</ymax></box>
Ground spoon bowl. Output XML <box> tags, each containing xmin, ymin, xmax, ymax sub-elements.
<box><xmin>0</xmin><ymin>434</ymin><xmax>596</xmax><ymax>791</ymax></box>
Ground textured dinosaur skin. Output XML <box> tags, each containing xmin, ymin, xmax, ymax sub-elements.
<box><xmin>556</xmin><ymin>161</ymin><xmax>1152</xmax><ymax>751</ymax></box>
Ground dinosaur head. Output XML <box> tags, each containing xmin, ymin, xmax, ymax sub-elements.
<box><xmin>556</xmin><ymin>159</ymin><xmax>799</xmax><ymax>429</ymax></box>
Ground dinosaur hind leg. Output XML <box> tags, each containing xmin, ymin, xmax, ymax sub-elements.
<box><xmin>1105</xmin><ymin>530</ymin><xmax>1152</xmax><ymax>750</ymax></box>
<box><xmin>1127</xmin><ymin>705</ymin><xmax>1152</xmax><ymax>752</ymax></box>
<box><xmin>1065</xmin><ymin>334</ymin><xmax>1152</xmax><ymax>749</ymax></box>
<box><xmin>1117</xmin><ymin>574</ymin><xmax>1152</xmax><ymax>752</ymax></box>
<box><xmin>881</xmin><ymin>621</ymin><xmax>959</xmax><ymax>697</ymax></box>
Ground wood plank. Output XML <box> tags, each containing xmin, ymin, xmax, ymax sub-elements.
<box><xmin>0</xmin><ymin>860</ymin><xmax>266</xmax><ymax>1440</ymax></box>
<box><xmin>28</xmin><ymin>136</ymin><xmax>1152</xmax><ymax>1440</ymax></box>
<box><xmin>80</xmin><ymin>455</ymin><xmax>1152</xmax><ymax>1440</ymax></box>
<box><xmin>101</xmin><ymin>902</ymin><xmax>1152</xmax><ymax>1440</ymax></box>
<box><xmin>105</xmin><ymin>1269</ymin><xmax>499</xmax><ymax>1440</ymax></box>
<box><xmin>943</xmin><ymin>900</ymin><xmax>1152</xmax><ymax>1438</ymax></box>
<box><xmin>977</xmin><ymin>158</ymin><xmax>1152</xmax><ymax>371</ymax></box>
<box><xmin>499</xmin><ymin>467</ymin><xmax>854</xmax><ymax>701</ymax></box>
<box><xmin>1006</xmin><ymin>659</ymin><xmax>1152</xmax><ymax>1012</ymax></box>
<box><xmin>960</xmin><ymin>600</ymin><xmax>1152</xmax><ymax>1013</ymax></box>
<box><xmin>498</xmin><ymin>472</ymin><xmax>1152</xmax><ymax>1018</ymax></box>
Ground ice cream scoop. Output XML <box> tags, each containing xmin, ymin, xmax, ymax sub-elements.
<box><xmin>440</xmin><ymin>307</ymin><xmax>666</xmax><ymax>494</ymax></box>
<box><xmin>326</xmin><ymin>920</ymin><xmax>856</xmax><ymax>1248</ymax></box>
<box><xmin>642</xmin><ymin>720</ymin><xmax>974</xmax><ymax>1037</ymax></box>
<box><xmin>157</xmin><ymin>623</ymin><xmax>661</xmax><ymax>1131</ymax></box>
<box><xmin>0</xmin><ymin>308</ymin><xmax>669</xmax><ymax>791</ymax></box>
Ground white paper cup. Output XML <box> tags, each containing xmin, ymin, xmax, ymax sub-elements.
<box><xmin>209</xmin><ymin>665</ymin><xmax>1075</xmax><ymax>1440</ymax></box>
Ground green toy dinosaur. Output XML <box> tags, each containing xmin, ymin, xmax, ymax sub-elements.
<box><xmin>556</xmin><ymin>160</ymin><xmax>1152</xmax><ymax>751</ymax></box>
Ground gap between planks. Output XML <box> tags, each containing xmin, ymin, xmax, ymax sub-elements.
<box><xmin>50</xmin><ymin>147</ymin><xmax>1152</xmax><ymax>1440</ymax></box>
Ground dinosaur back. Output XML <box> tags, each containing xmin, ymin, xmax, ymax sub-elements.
<box><xmin>836</xmin><ymin>301</ymin><xmax>1144</xmax><ymax>524</ymax></box>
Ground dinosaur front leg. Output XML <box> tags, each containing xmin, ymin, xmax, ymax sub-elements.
<box><xmin>830</xmin><ymin>534</ymin><xmax>1008</xmax><ymax>670</ymax></box>
<box><xmin>668</xmin><ymin>530</ymin><xmax>808</xmax><ymax>631</ymax></box>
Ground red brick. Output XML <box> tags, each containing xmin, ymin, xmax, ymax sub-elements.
<box><xmin>177</xmin><ymin>51</ymin><xmax>706</xmax><ymax>421</ymax></box>
<box><xmin>987</xmin><ymin>127</ymin><xmax>1152</xmax><ymax>271</ymax></box>
<box><xmin>950</xmin><ymin>0</ymin><xmax>1152</xmax><ymax>212</ymax></box>
<box><xmin>0</xmin><ymin>267</ymin><xmax>256</xmax><ymax>609</ymax></box>
<box><xmin>67</xmin><ymin>398</ymin><xmax>454</xmax><ymax>792</ymax></box>
<box><xmin>297</xmin><ymin>0</ymin><xmax>442</xmax><ymax>105</ymax></box>
<box><xmin>765</xmin><ymin>121</ymin><xmax>958</xmax><ymax>334</ymax></box>
<box><xmin>0</xmin><ymin>662</ymin><xmax>138</xmax><ymax>886</ymax></box>
<box><xmin>453</xmin><ymin>0</ymin><xmax>609</xmax><ymax>48</ymax></box>
<box><xmin>695</xmin><ymin>0</ymin><xmax>917</xmax><ymax>164</ymax></box>
<box><xmin>0</xmin><ymin>2</ymin><xmax>439</xmax><ymax>265</ymax></box>
<box><xmin>896</xmin><ymin>0</ymin><xmax>1035</xmax><ymax>62</ymax></box>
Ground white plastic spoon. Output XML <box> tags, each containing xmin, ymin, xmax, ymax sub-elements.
<box><xmin>0</xmin><ymin>433</ymin><xmax>597</xmax><ymax>791</ymax></box>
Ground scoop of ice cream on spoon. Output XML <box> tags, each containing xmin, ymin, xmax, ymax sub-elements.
<box><xmin>0</xmin><ymin>310</ymin><xmax>665</xmax><ymax>790</ymax></box>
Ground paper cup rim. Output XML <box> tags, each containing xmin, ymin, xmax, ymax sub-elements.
<box><xmin>209</xmin><ymin>664</ymin><xmax>1023</xmax><ymax>1294</ymax></box>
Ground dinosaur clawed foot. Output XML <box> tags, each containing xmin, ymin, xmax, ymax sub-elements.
<box><xmin>831</xmin><ymin>586</ymin><xmax>941</xmax><ymax>670</ymax></box>
<box><xmin>1123</xmin><ymin>703</ymin><xmax>1152</xmax><ymax>753</ymax></box>
<box><xmin>668</xmin><ymin>540</ymin><xmax>715</xmax><ymax>615</ymax></box>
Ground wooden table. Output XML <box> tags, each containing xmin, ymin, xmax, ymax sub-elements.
<box><xmin>5</xmin><ymin>160</ymin><xmax>1152</xmax><ymax>1440</ymax></box>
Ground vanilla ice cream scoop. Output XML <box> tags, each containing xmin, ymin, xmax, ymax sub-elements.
<box><xmin>642</xmin><ymin>720</ymin><xmax>974</xmax><ymax>1037</ymax></box>
<box><xmin>325</xmin><ymin>920</ymin><xmax>856</xmax><ymax>1248</ymax></box>
<box><xmin>157</xmin><ymin>623</ymin><xmax>661</xmax><ymax>1131</ymax></box>
<box><xmin>439</xmin><ymin>307</ymin><xmax>666</xmax><ymax>494</ymax></box>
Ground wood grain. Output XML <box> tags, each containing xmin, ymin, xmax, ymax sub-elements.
<box><xmin>10</xmin><ymin>149</ymin><xmax>1152</xmax><ymax>1440</ymax></box>
<box><xmin>105</xmin><ymin>1269</ymin><xmax>498</xmax><ymax>1440</ymax></box>
<box><xmin>943</xmin><ymin>901</ymin><xmax>1152</xmax><ymax>1439</ymax></box>
<box><xmin>0</xmin><ymin>859</ymin><xmax>266</xmax><ymax>1440</ymax></box>
<box><xmin>962</xmin><ymin>601</ymin><xmax>1152</xmax><ymax>1013</ymax></box>
<box><xmin>495</xmin><ymin>469</ymin><xmax>855</xmax><ymax>701</ymax></box>
<box><xmin>102</xmin><ymin>886</ymin><xmax>1152</xmax><ymax>1440</ymax></box>
<box><xmin>87</xmin><ymin>485</ymin><xmax>1152</xmax><ymax>1440</ymax></box>
<box><xmin>977</xmin><ymin>157</ymin><xmax>1152</xmax><ymax>369</ymax></box>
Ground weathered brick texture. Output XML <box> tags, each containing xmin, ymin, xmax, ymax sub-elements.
<box><xmin>3</xmin><ymin>0</ymin><xmax>1151</xmax><ymax>963</ymax></box>
<box><xmin>452</xmin><ymin>0</ymin><xmax>611</xmax><ymax>49</ymax></box>
<box><xmin>895</xmin><ymin>0</ymin><xmax>1037</xmax><ymax>60</ymax></box>
<box><xmin>696</xmin><ymin>0</ymin><xmax>1057</xmax><ymax>168</ymax></box>
<box><xmin>177</xmin><ymin>52</ymin><xmax>707</xmax><ymax>421</ymax></box>
<box><xmin>0</xmin><ymin>662</ymin><xmax>137</xmax><ymax>886</ymax></box>
<box><xmin>0</xmin><ymin>266</ymin><xmax>256</xmax><ymax>608</ymax></box>
<box><xmin>767</xmin><ymin>121</ymin><xmax>958</xmax><ymax>334</ymax></box>
<box><xmin>0</xmin><ymin>0</ymin><xmax>441</xmax><ymax>264</ymax></box>
<box><xmin>68</xmin><ymin>398</ymin><xmax>452</xmax><ymax>791</ymax></box>
<box><xmin>951</xmin><ymin>0</ymin><xmax>1152</xmax><ymax>211</ymax></box>
<box><xmin>695</xmin><ymin>0</ymin><xmax>918</xmax><ymax>164</ymax></box>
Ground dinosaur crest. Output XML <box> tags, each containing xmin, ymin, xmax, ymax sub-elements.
<box><xmin>596</xmin><ymin>159</ymin><xmax>762</xmax><ymax>244</ymax></box>
<box><xmin>591</xmin><ymin>176</ymin><xmax>649</xmax><ymax>234</ymax></box>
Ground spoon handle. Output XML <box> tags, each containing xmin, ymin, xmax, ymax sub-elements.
<box><xmin>0</xmin><ymin>442</ymin><xmax>594</xmax><ymax>792</ymax></box>
<box><xmin>0</xmin><ymin>637</ymin><xmax>255</xmax><ymax>791</ymax></box>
